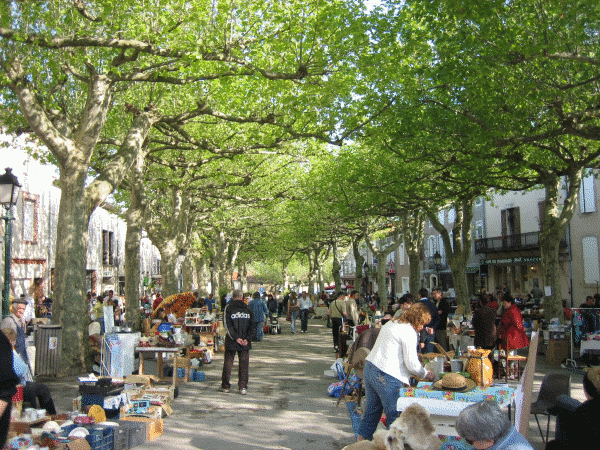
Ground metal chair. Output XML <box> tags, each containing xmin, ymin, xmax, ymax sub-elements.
<box><xmin>530</xmin><ymin>373</ymin><xmax>571</xmax><ymax>443</ymax></box>
<box><xmin>497</xmin><ymin>338</ymin><xmax>528</xmax><ymax>382</ymax></box>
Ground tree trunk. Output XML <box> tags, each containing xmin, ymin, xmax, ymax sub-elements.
<box><xmin>352</xmin><ymin>234</ymin><xmax>365</xmax><ymax>295</ymax></box>
<box><xmin>124</xmin><ymin>154</ymin><xmax>147</xmax><ymax>331</ymax></box>
<box><xmin>401</xmin><ymin>209</ymin><xmax>425</xmax><ymax>297</ymax></box>
<box><xmin>539</xmin><ymin>170</ymin><xmax>581</xmax><ymax>322</ymax></box>
<box><xmin>52</xmin><ymin>170</ymin><xmax>92</xmax><ymax>374</ymax></box>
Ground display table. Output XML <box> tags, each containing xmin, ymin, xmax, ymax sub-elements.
<box><xmin>397</xmin><ymin>382</ymin><xmax>514</xmax><ymax>436</ymax></box>
<box><xmin>136</xmin><ymin>346</ymin><xmax>183</xmax><ymax>388</ymax></box>
<box><xmin>313</xmin><ymin>306</ymin><xmax>329</xmax><ymax>318</ymax></box>
<box><xmin>581</xmin><ymin>338</ymin><xmax>600</xmax><ymax>354</ymax></box>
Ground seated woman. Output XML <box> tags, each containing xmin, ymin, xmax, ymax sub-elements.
<box><xmin>545</xmin><ymin>367</ymin><xmax>600</xmax><ymax>450</ymax></box>
<box><xmin>1</xmin><ymin>328</ymin><xmax>56</xmax><ymax>415</ymax></box>
<box><xmin>456</xmin><ymin>400</ymin><xmax>532</xmax><ymax>450</ymax></box>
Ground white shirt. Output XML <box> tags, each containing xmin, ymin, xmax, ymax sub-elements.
<box><xmin>298</xmin><ymin>295</ymin><xmax>312</xmax><ymax>310</ymax></box>
<box><xmin>366</xmin><ymin>321</ymin><xmax>427</xmax><ymax>385</ymax></box>
<box><xmin>23</xmin><ymin>297</ymin><xmax>36</xmax><ymax>322</ymax></box>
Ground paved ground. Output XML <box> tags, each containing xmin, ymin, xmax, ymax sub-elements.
<box><xmin>42</xmin><ymin>318</ymin><xmax>586</xmax><ymax>450</ymax></box>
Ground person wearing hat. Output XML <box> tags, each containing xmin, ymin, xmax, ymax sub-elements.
<box><xmin>329</xmin><ymin>291</ymin><xmax>348</xmax><ymax>352</ymax></box>
<box><xmin>1</xmin><ymin>297</ymin><xmax>30</xmax><ymax>367</ymax></box>
<box><xmin>455</xmin><ymin>400</ymin><xmax>532</xmax><ymax>450</ymax></box>
<box><xmin>356</xmin><ymin>303</ymin><xmax>435</xmax><ymax>442</ymax></box>
<box><xmin>546</xmin><ymin>367</ymin><xmax>600</xmax><ymax>450</ymax></box>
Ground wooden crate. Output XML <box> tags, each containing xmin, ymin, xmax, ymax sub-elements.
<box><xmin>120</xmin><ymin>416</ymin><xmax>163</xmax><ymax>441</ymax></box>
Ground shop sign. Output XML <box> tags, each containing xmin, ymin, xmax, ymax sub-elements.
<box><xmin>480</xmin><ymin>256</ymin><xmax>541</xmax><ymax>265</ymax></box>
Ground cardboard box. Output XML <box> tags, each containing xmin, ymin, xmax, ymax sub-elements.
<box><xmin>546</xmin><ymin>339</ymin><xmax>570</xmax><ymax>365</ymax></box>
<box><xmin>124</xmin><ymin>374</ymin><xmax>157</xmax><ymax>386</ymax></box>
<box><xmin>120</xmin><ymin>417</ymin><xmax>163</xmax><ymax>441</ymax></box>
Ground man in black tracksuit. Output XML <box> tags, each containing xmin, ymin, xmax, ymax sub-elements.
<box><xmin>220</xmin><ymin>289</ymin><xmax>255</xmax><ymax>394</ymax></box>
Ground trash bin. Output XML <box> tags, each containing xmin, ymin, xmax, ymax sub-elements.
<box><xmin>34</xmin><ymin>324</ymin><xmax>62</xmax><ymax>376</ymax></box>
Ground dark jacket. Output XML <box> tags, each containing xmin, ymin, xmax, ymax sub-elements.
<box><xmin>223</xmin><ymin>300</ymin><xmax>255</xmax><ymax>352</ymax></box>
<box><xmin>437</xmin><ymin>297</ymin><xmax>450</xmax><ymax>331</ymax></box>
<box><xmin>0</xmin><ymin>330</ymin><xmax>19</xmax><ymax>399</ymax></box>
<box><xmin>547</xmin><ymin>397</ymin><xmax>600</xmax><ymax>450</ymax></box>
<box><xmin>473</xmin><ymin>305</ymin><xmax>497</xmax><ymax>348</ymax></box>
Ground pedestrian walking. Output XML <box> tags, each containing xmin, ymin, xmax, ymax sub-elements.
<box><xmin>220</xmin><ymin>290</ymin><xmax>255</xmax><ymax>395</ymax></box>
<box><xmin>288</xmin><ymin>292</ymin><xmax>299</xmax><ymax>334</ymax></box>
<box><xmin>298</xmin><ymin>291</ymin><xmax>313</xmax><ymax>333</ymax></box>
<box><xmin>249</xmin><ymin>292</ymin><xmax>268</xmax><ymax>342</ymax></box>
<box><xmin>329</xmin><ymin>291</ymin><xmax>348</xmax><ymax>352</ymax></box>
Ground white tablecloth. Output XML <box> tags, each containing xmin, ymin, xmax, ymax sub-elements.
<box><xmin>581</xmin><ymin>339</ymin><xmax>600</xmax><ymax>354</ymax></box>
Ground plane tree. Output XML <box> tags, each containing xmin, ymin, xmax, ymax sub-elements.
<box><xmin>369</xmin><ymin>0</ymin><xmax>600</xmax><ymax>320</ymax></box>
<box><xmin>0</xmin><ymin>0</ymin><xmax>376</xmax><ymax>372</ymax></box>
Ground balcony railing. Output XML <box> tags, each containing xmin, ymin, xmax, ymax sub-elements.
<box><xmin>474</xmin><ymin>231</ymin><xmax>567</xmax><ymax>254</ymax></box>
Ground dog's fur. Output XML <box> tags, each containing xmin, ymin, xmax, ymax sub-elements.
<box><xmin>342</xmin><ymin>403</ymin><xmax>442</xmax><ymax>450</ymax></box>
<box><xmin>385</xmin><ymin>403</ymin><xmax>442</xmax><ymax>450</ymax></box>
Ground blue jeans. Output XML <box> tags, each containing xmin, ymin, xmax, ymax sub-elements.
<box><xmin>254</xmin><ymin>321</ymin><xmax>264</xmax><ymax>341</ymax></box>
<box><xmin>358</xmin><ymin>361</ymin><xmax>402</xmax><ymax>440</ymax></box>
<box><xmin>290</xmin><ymin>310</ymin><xmax>298</xmax><ymax>333</ymax></box>
<box><xmin>300</xmin><ymin>309</ymin><xmax>309</xmax><ymax>332</ymax></box>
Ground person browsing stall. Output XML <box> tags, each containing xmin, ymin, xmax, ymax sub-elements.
<box><xmin>356</xmin><ymin>303</ymin><xmax>435</xmax><ymax>442</ymax></box>
<box><xmin>456</xmin><ymin>400</ymin><xmax>532</xmax><ymax>450</ymax></box>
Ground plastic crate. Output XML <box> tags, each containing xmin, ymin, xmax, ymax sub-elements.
<box><xmin>117</xmin><ymin>420</ymin><xmax>147</xmax><ymax>449</ymax></box>
<box><xmin>112</xmin><ymin>423</ymin><xmax>129</xmax><ymax>450</ymax></box>
<box><xmin>81</xmin><ymin>394</ymin><xmax>120</xmax><ymax>419</ymax></box>
<box><xmin>86</xmin><ymin>425</ymin><xmax>114</xmax><ymax>450</ymax></box>
<box><xmin>120</xmin><ymin>417</ymin><xmax>163</xmax><ymax>441</ymax></box>
<box><xmin>60</xmin><ymin>424</ymin><xmax>115</xmax><ymax>450</ymax></box>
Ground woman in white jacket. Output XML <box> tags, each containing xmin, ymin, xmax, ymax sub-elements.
<box><xmin>357</xmin><ymin>303</ymin><xmax>435</xmax><ymax>441</ymax></box>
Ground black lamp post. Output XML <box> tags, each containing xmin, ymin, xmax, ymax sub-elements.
<box><xmin>433</xmin><ymin>251</ymin><xmax>442</xmax><ymax>289</ymax></box>
<box><xmin>1</xmin><ymin>168</ymin><xmax>21</xmax><ymax>318</ymax></box>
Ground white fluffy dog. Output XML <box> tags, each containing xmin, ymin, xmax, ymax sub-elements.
<box><xmin>342</xmin><ymin>403</ymin><xmax>442</xmax><ymax>450</ymax></box>
<box><xmin>384</xmin><ymin>403</ymin><xmax>442</xmax><ymax>450</ymax></box>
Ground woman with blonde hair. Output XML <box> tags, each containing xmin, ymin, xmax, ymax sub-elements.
<box><xmin>357</xmin><ymin>303</ymin><xmax>435</xmax><ymax>441</ymax></box>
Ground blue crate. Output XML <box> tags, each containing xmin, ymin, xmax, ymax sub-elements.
<box><xmin>191</xmin><ymin>369</ymin><xmax>205</xmax><ymax>382</ymax></box>
<box><xmin>81</xmin><ymin>393</ymin><xmax>120</xmax><ymax>419</ymax></box>
<box><xmin>60</xmin><ymin>424</ymin><xmax>115</xmax><ymax>450</ymax></box>
<box><xmin>86</xmin><ymin>425</ymin><xmax>114</xmax><ymax>450</ymax></box>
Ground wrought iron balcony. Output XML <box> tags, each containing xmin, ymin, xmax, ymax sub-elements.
<box><xmin>474</xmin><ymin>231</ymin><xmax>567</xmax><ymax>254</ymax></box>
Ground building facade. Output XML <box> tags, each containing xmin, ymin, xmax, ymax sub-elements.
<box><xmin>1</xmin><ymin>137</ymin><xmax>161</xmax><ymax>303</ymax></box>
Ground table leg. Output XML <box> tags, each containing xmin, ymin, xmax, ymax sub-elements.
<box><xmin>138</xmin><ymin>352</ymin><xmax>145</xmax><ymax>375</ymax></box>
<box><xmin>157</xmin><ymin>352</ymin><xmax>164</xmax><ymax>380</ymax></box>
<box><xmin>173</xmin><ymin>355</ymin><xmax>178</xmax><ymax>388</ymax></box>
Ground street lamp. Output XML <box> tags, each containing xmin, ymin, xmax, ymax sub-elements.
<box><xmin>1</xmin><ymin>168</ymin><xmax>21</xmax><ymax>318</ymax></box>
<box><xmin>433</xmin><ymin>251</ymin><xmax>442</xmax><ymax>289</ymax></box>
<box><xmin>177</xmin><ymin>249</ymin><xmax>186</xmax><ymax>293</ymax></box>
<box><xmin>208</xmin><ymin>261</ymin><xmax>215</xmax><ymax>297</ymax></box>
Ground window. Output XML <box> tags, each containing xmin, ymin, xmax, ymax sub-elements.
<box><xmin>401</xmin><ymin>277</ymin><xmax>410</xmax><ymax>295</ymax></box>
<box><xmin>437</xmin><ymin>210</ymin><xmax>445</xmax><ymax>224</ymax></box>
<box><xmin>399</xmin><ymin>244</ymin><xmax>405</xmax><ymax>266</ymax></box>
<box><xmin>448</xmin><ymin>208</ymin><xmax>456</xmax><ymax>223</ymax></box>
<box><xmin>583</xmin><ymin>237</ymin><xmax>600</xmax><ymax>285</ymax></box>
<box><xmin>580</xmin><ymin>174</ymin><xmax>596</xmax><ymax>213</ymax></box>
<box><xmin>501</xmin><ymin>207</ymin><xmax>521</xmax><ymax>236</ymax></box>
<box><xmin>22</xmin><ymin>193</ymin><xmax>38</xmax><ymax>244</ymax></box>
<box><xmin>475</xmin><ymin>220</ymin><xmax>484</xmax><ymax>239</ymax></box>
<box><xmin>102</xmin><ymin>230</ymin><xmax>114</xmax><ymax>265</ymax></box>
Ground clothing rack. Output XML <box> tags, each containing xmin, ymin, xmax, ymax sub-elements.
<box><xmin>563</xmin><ymin>307</ymin><xmax>600</xmax><ymax>370</ymax></box>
